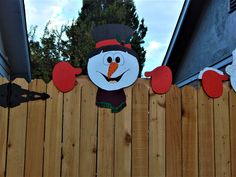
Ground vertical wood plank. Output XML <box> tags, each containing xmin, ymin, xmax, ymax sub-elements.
<box><xmin>132</xmin><ymin>83</ymin><xmax>149</xmax><ymax>177</ymax></box>
<box><xmin>25</xmin><ymin>80</ymin><xmax>46</xmax><ymax>177</ymax></box>
<box><xmin>230</xmin><ymin>89</ymin><xmax>236</xmax><ymax>177</ymax></box>
<box><xmin>0</xmin><ymin>78</ymin><xmax>8</xmax><ymax>177</ymax></box>
<box><xmin>165</xmin><ymin>85</ymin><xmax>182</xmax><ymax>177</ymax></box>
<box><xmin>97</xmin><ymin>108</ymin><xmax>115</xmax><ymax>177</ymax></box>
<box><xmin>44</xmin><ymin>81</ymin><xmax>63</xmax><ymax>177</ymax></box>
<box><xmin>198</xmin><ymin>87</ymin><xmax>215</xmax><ymax>177</ymax></box>
<box><xmin>62</xmin><ymin>85</ymin><xmax>81</xmax><ymax>177</ymax></box>
<box><xmin>114</xmin><ymin>88</ymin><xmax>132</xmax><ymax>177</ymax></box>
<box><xmin>6</xmin><ymin>79</ymin><xmax>28</xmax><ymax>177</ymax></box>
<box><xmin>149</xmin><ymin>92</ymin><xmax>165</xmax><ymax>177</ymax></box>
<box><xmin>214</xmin><ymin>86</ymin><xmax>231</xmax><ymax>177</ymax></box>
<box><xmin>79</xmin><ymin>83</ymin><xmax>98</xmax><ymax>177</ymax></box>
<box><xmin>182</xmin><ymin>86</ymin><xmax>198</xmax><ymax>177</ymax></box>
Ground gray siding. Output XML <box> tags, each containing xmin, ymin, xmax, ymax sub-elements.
<box><xmin>174</xmin><ymin>0</ymin><xmax>236</xmax><ymax>83</ymax></box>
<box><xmin>0</xmin><ymin>0</ymin><xmax>31</xmax><ymax>81</ymax></box>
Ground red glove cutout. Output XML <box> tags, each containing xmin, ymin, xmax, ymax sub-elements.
<box><xmin>145</xmin><ymin>66</ymin><xmax>172</xmax><ymax>94</ymax></box>
<box><xmin>202</xmin><ymin>70</ymin><xmax>228</xmax><ymax>98</ymax></box>
<box><xmin>52</xmin><ymin>62</ymin><xmax>82</xmax><ymax>93</ymax></box>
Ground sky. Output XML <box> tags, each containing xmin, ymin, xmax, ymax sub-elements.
<box><xmin>24</xmin><ymin>0</ymin><xmax>185</xmax><ymax>74</ymax></box>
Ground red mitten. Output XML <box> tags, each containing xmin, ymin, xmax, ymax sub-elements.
<box><xmin>201</xmin><ymin>70</ymin><xmax>228</xmax><ymax>98</ymax></box>
<box><xmin>145</xmin><ymin>66</ymin><xmax>172</xmax><ymax>94</ymax></box>
<box><xmin>52</xmin><ymin>62</ymin><xmax>82</xmax><ymax>93</ymax></box>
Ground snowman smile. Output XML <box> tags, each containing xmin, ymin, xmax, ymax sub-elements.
<box><xmin>101</xmin><ymin>72</ymin><xmax>127</xmax><ymax>83</ymax></box>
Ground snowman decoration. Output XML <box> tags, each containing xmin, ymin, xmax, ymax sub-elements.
<box><xmin>88</xmin><ymin>24</ymin><xmax>139</xmax><ymax>113</ymax></box>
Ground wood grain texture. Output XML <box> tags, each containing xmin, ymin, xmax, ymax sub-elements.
<box><xmin>97</xmin><ymin>108</ymin><xmax>115</xmax><ymax>177</ymax></box>
<box><xmin>6</xmin><ymin>79</ymin><xmax>28</xmax><ymax>177</ymax></box>
<box><xmin>25</xmin><ymin>80</ymin><xmax>46</xmax><ymax>177</ymax></box>
<box><xmin>44</xmin><ymin>81</ymin><xmax>63</xmax><ymax>177</ymax></box>
<box><xmin>62</xmin><ymin>84</ymin><xmax>81</xmax><ymax>177</ymax></box>
<box><xmin>214</xmin><ymin>86</ymin><xmax>231</xmax><ymax>177</ymax></box>
<box><xmin>149</xmin><ymin>91</ymin><xmax>165</xmax><ymax>177</ymax></box>
<box><xmin>182</xmin><ymin>86</ymin><xmax>198</xmax><ymax>177</ymax></box>
<box><xmin>114</xmin><ymin>88</ymin><xmax>132</xmax><ymax>177</ymax></box>
<box><xmin>165</xmin><ymin>85</ymin><xmax>182</xmax><ymax>177</ymax></box>
<box><xmin>132</xmin><ymin>83</ymin><xmax>149</xmax><ymax>177</ymax></box>
<box><xmin>79</xmin><ymin>83</ymin><xmax>98</xmax><ymax>177</ymax></box>
<box><xmin>230</xmin><ymin>89</ymin><xmax>236</xmax><ymax>177</ymax></box>
<box><xmin>198</xmin><ymin>87</ymin><xmax>215</xmax><ymax>177</ymax></box>
<box><xmin>0</xmin><ymin>78</ymin><xmax>8</xmax><ymax>177</ymax></box>
<box><xmin>0</xmin><ymin>77</ymin><xmax>236</xmax><ymax>177</ymax></box>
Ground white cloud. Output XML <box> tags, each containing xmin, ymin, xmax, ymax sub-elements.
<box><xmin>142</xmin><ymin>40</ymin><xmax>165</xmax><ymax>75</ymax></box>
<box><xmin>145</xmin><ymin>40</ymin><xmax>163</xmax><ymax>64</ymax></box>
<box><xmin>24</xmin><ymin>0</ymin><xmax>82</xmax><ymax>37</ymax></box>
<box><xmin>146</xmin><ymin>41</ymin><xmax>161</xmax><ymax>58</ymax></box>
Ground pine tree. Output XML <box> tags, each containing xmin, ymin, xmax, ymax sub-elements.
<box><xmin>29</xmin><ymin>23</ymin><xmax>67</xmax><ymax>82</ymax></box>
<box><xmin>65</xmin><ymin>0</ymin><xmax>148</xmax><ymax>76</ymax></box>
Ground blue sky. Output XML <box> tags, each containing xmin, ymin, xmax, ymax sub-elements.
<box><xmin>24</xmin><ymin>0</ymin><xmax>184</xmax><ymax>74</ymax></box>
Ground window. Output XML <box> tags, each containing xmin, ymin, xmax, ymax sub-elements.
<box><xmin>229</xmin><ymin>0</ymin><xmax>236</xmax><ymax>13</ymax></box>
<box><xmin>0</xmin><ymin>54</ymin><xmax>8</xmax><ymax>78</ymax></box>
<box><xmin>0</xmin><ymin>31</ymin><xmax>5</xmax><ymax>56</ymax></box>
<box><xmin>0</xmin><ymin>31</ymin><xmax>10</xmax><ymax>78</ymax></box>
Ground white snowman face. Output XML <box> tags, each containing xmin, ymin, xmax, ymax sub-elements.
<box><xmin>88</xmin><ymin>50</ymin><xmax>139</xmax><ymax>91</ymax></box>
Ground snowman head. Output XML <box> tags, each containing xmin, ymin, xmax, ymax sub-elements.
<box><xmin>88</xmin><ymin>47</ymin><xmax>139</xmax><ymax>91</ymax></box>
<box><xmin>87</xmin><ymin>24</ymin><xmax>139</xmax><ymax>91</ymax></box>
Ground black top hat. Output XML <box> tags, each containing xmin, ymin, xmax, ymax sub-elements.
<box><xmin>89</xmin><ymin>24</ymin><xmax>138</xmax><ymax>58</ymax></box>
<box><xmin>92</xmin><ymin>24</ymin><xmax>133</xmax><ymax>43</ymax></box>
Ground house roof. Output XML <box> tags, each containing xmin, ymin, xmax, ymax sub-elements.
<box><xmin>162</xmin><ymin>0</ymin><xmax>206</xmax><ymax>70</ymax></box>
<box><xmin>0</xmin><ymin>0</ymin><xmax>31</xmax><ymax>82</ymax></box>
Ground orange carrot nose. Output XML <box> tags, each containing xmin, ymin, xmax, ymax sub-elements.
<box><xmin>107</xmin><ymin>62</ymin><xmax>118</xmax><ymax>79</ymax></box>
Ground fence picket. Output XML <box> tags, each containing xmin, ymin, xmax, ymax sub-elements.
<box><xmin>182</xmin><ymin>86</ymin><xmax>198</xmax><ymax>177</ymax></box>
<box><xmin>0</xmin><ymin>78</ymin><xmax>8</xmax><ymax>177</ymax></box>
<box><xmin>198</xmin><ymin>87</ymin><xmax>215</xmax><ymax>177</ymax></box>
<box><xmin>230</xmin><ymin>89</ymin><xmax>236</xmax><ymax>177</ymax></box>
<box><xmin>79</xmin><ymin>83</ymin><xmax>98</xmax><ymax>177</ymax></box>
<box><xmin>44</xmin><ymin>81</ymin><xmax>63</xmax><ymax>177</ymax></box>
<box><xmin>25</xmin><ymin>79</ymin><xmax>46</xmax><ymax>177</ymax></box>
<box><xmin>97</xmin><ymin>108</ymin><xmax>115</xmax><ymax>177</ymax></box>
<box><xmin>132</xmin><ymin>83</ymin><xmax>149</xmax><ymax>177</ymax></box>
<box><xmin>61</xmin><ymin>84</ymin><xmax>81</xmax><ymax>177</ymax></box>
<box><xmin>214</xmin><ymin>86</ymin><xmax>231</xmax><ymax>177</ymax></box>
<box><xmin>165</xmin><ymin>85</ymin><xmax>182</xmax><ymax>177</ymax></box>
<box><xmin>6</xmin><ymin>79</ymin><xmax>28</xmax><ymax>177</ymax></box>
<box><xmin>149</xmin><ymin>92</ymin><xmax>165</xmax><ymax>177</ymax></box>
<box><xmin>114</xmin><ymin>87</ymin><xmax>132</xmax><ymax>177</ymax></box>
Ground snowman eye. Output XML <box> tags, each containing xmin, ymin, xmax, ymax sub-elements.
<box><xmin>115</xmin><ymin>57</ymin><xmax>120</xmax><ymax>63</ymax></box>
<box><xmin>103</xmin><ymin>53</ymin><xmax>113</xmax><ymax>65</ymax></box>
<box><xmin>107</xmin><ymin>57</ymin><xmax>112</xmax><ymax>63</ymax></box>
<box><xmin>114</xmin><ymin>53</ymin><xmax>124</xmax><ymax>65</ymax></box>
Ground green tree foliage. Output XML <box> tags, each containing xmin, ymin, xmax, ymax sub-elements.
<box><xmin>29</xmin><ymin>0</ymin><xmax>148</xmax><ymax>81</ymax></box>
<box><xmin>29</xmin><ymin>23</ymin><xmax>67</xmax><ymax>82</ymax></box>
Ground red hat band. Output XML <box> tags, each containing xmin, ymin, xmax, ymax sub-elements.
<box><xmin>96</xmin><ymin>39</ymin><xmax>132</xmax><ymax>49</ymax></box>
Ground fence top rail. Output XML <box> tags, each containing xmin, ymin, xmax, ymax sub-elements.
<box><xmin>0</xmin><ymin>76</ymin><xmax>233</xmax><ymax>94</ymax></box>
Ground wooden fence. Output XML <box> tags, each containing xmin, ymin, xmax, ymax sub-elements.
<box><xmin>0</xmin><ymin>76</ymin><xmax>236</xmax><ymax>177</ymax></box>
